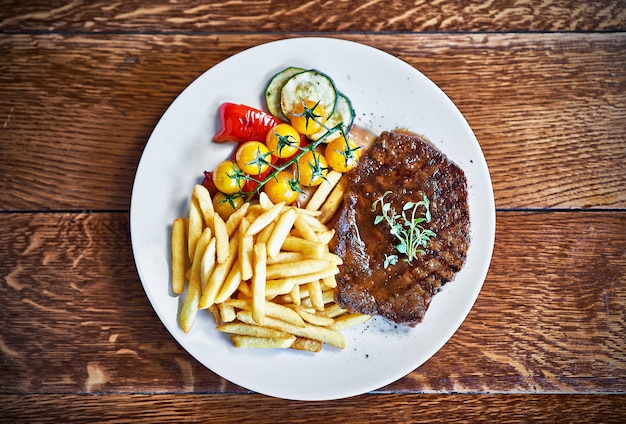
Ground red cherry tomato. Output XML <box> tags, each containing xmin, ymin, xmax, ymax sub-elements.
<box><xmin>213</xmin><ymin>102</ymin><xmax>282</xmax><ymax>143</ymax></box>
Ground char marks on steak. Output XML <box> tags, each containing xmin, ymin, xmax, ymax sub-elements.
<box><xmin>332</xmin><ymin>130</ymin><xmax>471</xmax><ymax>326</ymax></box>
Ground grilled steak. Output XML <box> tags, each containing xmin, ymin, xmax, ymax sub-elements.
<box><xmin>332</xmin><ymin>130</ymin><xmax>470</xmax><ymax>326</ymax></box>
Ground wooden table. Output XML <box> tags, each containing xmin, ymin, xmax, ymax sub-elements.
<box><xmin>1</xmin><ymin>1</ymin><xmax>625</xmax><ymax>422</ymax></box>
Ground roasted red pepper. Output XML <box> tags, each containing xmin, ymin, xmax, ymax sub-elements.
<box><xmin>213</xmin><ymin>102</ymin><xmax>283</xmax><ymax>143</ymax></box>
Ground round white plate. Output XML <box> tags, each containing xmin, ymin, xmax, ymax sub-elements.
<box><xmin>130</xmin><ymin>37</ymin><xmax>495</xmax><ymax>400</ymax></box>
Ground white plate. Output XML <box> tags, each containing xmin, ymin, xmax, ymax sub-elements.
<box><xmin>130</xmin><ymin>37</ymin><xmax>495</xmax><ymax>400</ymax></box>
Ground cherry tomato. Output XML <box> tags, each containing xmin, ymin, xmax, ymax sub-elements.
<box><xmin>294</xmin><ymin>151</ymin><xmax>328</xmax><ymax>187</ymax></box>
<box><xmin>263</xmin><ymin>171</ymin><xmax>299</xmax><ymax>205</ymax></box>
<box><xmin>288</xmin><ymin>100</ymin><xmax>327</xmax><ymax>136</ymax></box>
<box><xmin>266</xmin><ymin>123</ymin><xmax>301</xmax><ymax>159</ymax></box>
<box><xmin>213</xmin><ymin>102</ymin><xmax>282</xmax><ymax>143</ymax></box>
<box><xmin>324</xmin><ymin>136</ymin><xmax>361</xmax><ymax>173</ymax></box>
<box><xmin>235</xmin><ymin>141</ymin><xmax>272</xmax><ymax>176</ymax></box>
<box><xmin>212</xmin><ymin>160</ymin><xmax>244</xmax><ymax>194</ymax></box>
<box><xmin>213</xmin><ymin>191</ymin><xmax>244</xmax><ymax>221</ymax></box>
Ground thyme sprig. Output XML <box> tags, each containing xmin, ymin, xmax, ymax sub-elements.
<box><xmin>372</xmin><ymin>191</ymin><xmax>436</xmax><ymax>268</ymax></box>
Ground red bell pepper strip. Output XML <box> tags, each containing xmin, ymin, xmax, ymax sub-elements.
<box><xmin>213</xmin><ymin>102</ymin><xmax>283</xmax><ymax>143</ymax></box>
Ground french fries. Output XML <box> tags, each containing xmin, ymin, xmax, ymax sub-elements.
<box><xmin>170</xmin><ymin>177</ymin><xmax>371</xmax><ymax>352</ymax></box>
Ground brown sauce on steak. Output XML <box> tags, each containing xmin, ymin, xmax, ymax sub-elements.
<box><xmin>332</xmin><ymin>130</ymin><xmax>471</xmax><ymax>326</ymax></box>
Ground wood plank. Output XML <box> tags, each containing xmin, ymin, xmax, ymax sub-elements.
<box><xmin>1</xmin><ymin>33</ymin><xmax>624</xmax><ymax>211</ymax></box>
<box><xmin>0</xmin><ymin>211</ymin><xmax>624</xmax><ymax>394</ymax></box>
<box><xmin>0</xmin><ymin>394</ymin><xmax>625</xmax><ymax>423</ymax></box>
<box><xmin>1</xmin><ymin>0</ymin><xmax>625</xmax><ymax>32</ymax></box>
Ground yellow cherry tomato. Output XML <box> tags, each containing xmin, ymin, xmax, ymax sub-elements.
<box><xmin>213</xmin><ymin>160</ymin><xmax>244</xmax><ymax>194</ymax></box>
<box><xmin>294</xmin><ymin>150</ymin><xmax>328</xmax><ymax>187</ymax></box>
<box><xmin>235</xmin><ymin>141</ymin><xmax>271</xmax><ymax>176</ymax></box>
<box><xmin>213</xmin><ymin>191</ymin><xmax>244</xmax><ymax>221</ymax></box>
<box><xmin>324</xmin><ymin>136</ymin><xmax>361</xmax><ymax>173</ymax></box>
<box><xmin>263</xmin><ymin>170</ymin><xmax>299</xmax><ymax>205</ymax></box>
<box><xmin>266</xmin><ymin>123</ymin><xmax>301</xmax><ymax>159</ymax></box>
<box><xmin>288</xmin><ymin>100</ymin><xmax>327</xmax><ymax>136</ymax></box>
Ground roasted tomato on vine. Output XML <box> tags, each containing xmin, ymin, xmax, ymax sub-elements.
<box><xmin>213</xmin><ymin>102</ymin><xmax>282</xmax><ymax>143</ymax></box>
<box><xmin>212</xmin><ymin>191</ymin><xmax>244</xmax><ymax>220</ymax></box>
<box><xmin>324</xmin><ymin>136</ymin><xmax>361</xmax><ymax>173</ymax></box>
<box><xmin>288</xmin><ymin>100</ymin><xmax>327</xmax><ymax>137</ymax></box>
<box><xmin>295</xmin><ymin>151</ymin><xmax>328</xmax><ymax>187</ymax></box>
<box><xmin>263</xmin><ymin>170</ymin><xmax>299</xmax><ymax>205</ymax></box>
<box><xmin>265</xmin><ymin>123</ymin><xmax>301</xmax><ymax>159</ymax></box>
<box><xmin>235</xmin><ymin>141</ymin><xmax>272</xmax><ymax>176</ymax></box>
<box><xmin>212</xmin><ymin>160</ymin><xmax>244</xmax><ymax>194</ymax></box>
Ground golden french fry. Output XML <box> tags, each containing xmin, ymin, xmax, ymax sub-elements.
<box><xmin>281</xmin><ymin>236</ymin><xmax>326</xmax><ymax>258</ymax></box>
<box><xmin>231</xmin><ymin>335</ymin><xmax>296</xmax><ymax>349</ymax></box>
<box><xmin>321</xmin><ymin>274</ymin><xmax>337</xmax><ymax>289</ymax></box>
<box><xmin>264</xmin><ymin>278</ymin><xmax>296</xmax><ymax>299</ymax></box>
<box><xmin>237</xmin><ymin>310</ymin><xmax>345</xmax><ymax>349</ymax></box>
<box><xmin>322</xmin><ymin>251</ymin><xmax>343</xmax><ymax>265</ymax></box>
<box><xmin>237</xmin><ymin>280</ymin><xmax>252</xmax><ymax>298</ymax></box>
<box><xmin>265</xmin><ymin>251</ymin><xmax>303</xmax><ymax>265</ymax></box>
<box><xmin>329</xmin><ymin>313</ymin><xmax>372</xmax><ymax>331</ymax></box>
<box><xmin>225</xmin><ymin>202</ymin><xmax>250</xmax><ymax>237</ymax></box>
<box><xmin>292</xmin><ymin>305</ymin><xmax>336</xmax><ymax>327</ymax></box>
<box><xmin>305</xmin><ymin>170</ymin><xmax>343</xmax><ymax>211</ymax></box>
<box><xmin>298</xmin><ymin>211</ymin><xmax>329</xmax><ymax>232</ymax></box>
<box><xmin>208</xmin><ymin>304</ymin><xmax>221</xmax><ymax>324</ymax></box>
<box><xmin>187</xmin><ymin>195</ymin><xmax>203</xmax><ymax>260</ymax></box>
<box><xmin>216</xmin><ymin>322</ymin><xmax>294</xmax><ymax>339</ymax></box>
<box><xmin>218</xmin><ymin>302</ymin><xmax>236</xmax><ymax>323</ymax></box>
<box><xmin>316</xmin><ymin>302</ymin><xmax>347</xmax><ymax>318</ymax></box>
<box><xmin>306</xmin><ymin>279</ymin><xmax>325</xmax><ymax>311</ymax></box>
<box><xmin>198</xmin><ymin>233</ymin><xmax>239</xmax><ymax>309</ymax></box>
<box><xmin>246</xmin><ymin>201</ymin><xmax>284</xmax><ymax>237</ymax></box>
<box><xmin>238</xmin><ymin>217</ymin><xmax>254</xmax><ymax>281</ymax></box>
<box><xmin>213</xmin><ymin>212</ymin><xmax>229</xmax><ymax>264</ymax></box>
<box><xmin>258</xmin><ymin>191</ymin><xmax>274</xmax><ymax>210</ymax></box>
<box><xmin>267</xmin><ymin>208</ymin><xmax>298</xmax><ymax>259</ymax></box>
<box><xmin>180</xmin><ymin>227</ymin><xmax>212</xmax><ymax>333</ymax></box>
<box><xmin>255</xmin><ymin>220</ymin><xmax>276</xmax><ymax>245</ymax></box>
<box><xmin>293</xmin><ymin>210</ymin><xmax>319</xmax><ymax>242</ymax></box>
<box><xmin>265</xmin><ymin>259</ymin><xmax>331</xmax><ymax>280</ymax></box>
<box><xmin>288</xmin><ymin>283</ymin><xmax>301</xmax><ymax>305</ymax></box>
<box><xmin>193</xmin><ymin>184</ymin><xmax>215</xmax><ymax>228</ymax></box>
<box><xmin>291</xmin><ymin>337</ymin><xmax>323</xmax><ymax>352</ymax></box>
<box><xmin>171</xmin><ymin>218</ymin><xmax>187</xmax><ymax>294</ymax></box>
<box><xmin>200</xmin><ymin>237</ymin><xmax>217</xmax><ymax>290</ymax></box>
<box><xmin>317</xmin><ymin>229</ymin><xmax>335</xmax><ymax>245</ymax></box>
<box><xmin>266</xmin><ymin>264</ymin><xmax>339</xmax><ymax>292</ymax></box>
<box><xmin>301</xmin><ymin>288</ymin><xmax>336</xmax><ymax>308</ymax></box>
<box><xmin>226</xmin><ymin>298</ymin><xmax>305</xmax><ymax>328</ymax></box>
<box><xmin>252</xmin><ymin>243</ymin><xmax>267</xmax><ymax>324</ymax></box>
<box><xmin>318</xmin><ymin>175</ymin><xmax>347</xmax><ymax>224</ymax></box>
<box><xmin>214</xmin><ymin>257</ymin><xmax>243</xmax><ymax>304</ymax></box>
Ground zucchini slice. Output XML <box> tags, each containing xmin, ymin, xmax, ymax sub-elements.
<box><xmin>264</xmin><ymin>66</ymin><xmax>305</xmax><ymax>120</ymax></box>
<box><xmin>311</xmin><ymin>92</ymin><xmax>355</xmax><ymax>142</ymax></box>
<box><xmin>280</xmin><ymin>69</ymin><xmax>338</xmax><ymax>121</ymax></box>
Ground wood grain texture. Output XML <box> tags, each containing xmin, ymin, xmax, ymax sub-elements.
<box><xmin>0</xmin><ymin>393</ymin><xmax>625</xmax><ymax>423</ymax></box>
<box><xmin>1</xmin><ymin>212</ymin><xmax>624</xmax><ymax>394</ymax></box>
<box><xmin>1</xmin><ymin>33</ymin><xmax>624</xmax><ymax>211</ymax></box>
<box><xmin>1</xmin><ymin>0</ymin><xmax>625</xmax><ymax>33</ymax></box>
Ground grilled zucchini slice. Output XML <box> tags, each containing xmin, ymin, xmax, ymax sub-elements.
<box><xmin>264</xmin><ymin>66</ymin><xmax>305</xmax><ymax>120</ymax></box>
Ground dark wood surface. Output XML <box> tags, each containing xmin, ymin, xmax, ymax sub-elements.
<box><xmin>1</xmin><ymin>1</ymin><xmax>625</xmax><ymax>422</ymax></box>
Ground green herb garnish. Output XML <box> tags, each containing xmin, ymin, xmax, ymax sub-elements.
<box><xmin>372</xmin><ymin>191</ymin><xmax>436</xmax><ymax>268</ymax></box>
